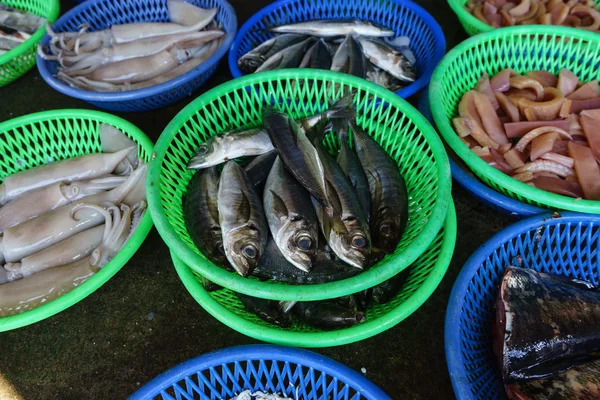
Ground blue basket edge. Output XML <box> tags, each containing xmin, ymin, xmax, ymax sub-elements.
<box><xmin>227</xmin><ymin>0</ymin><xmax>446</xmax><ymax>99</ymax></box>
<box><xmin>129</xmin><ymin>344</ymin><xmax>392</xmax><ymax>400</ymax></box>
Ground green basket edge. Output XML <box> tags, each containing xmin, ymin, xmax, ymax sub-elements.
<box><xmin>0</xmin><ymin>0</ymin><xmax>60</xmax><ymax>76</ymax></box>
<box><xmin>429</xmin><ymin>25</ymin><xmax>600</xmax><ymax>214</ymax></box>
<box><xmin>171</xmin><ymin>201</ymin><xmax>456</xmax><ymax>348</ymax></box>
<box><xmin>447</xmin><ymin>0</ymin><xmax>600</xmax><ymax>36</ymax></box>
<box><xmin>147</xmin><ymin>68</ymin><xmax>452</xmax><ymax>301</ymax></box>
<box><xmin>0</xmin><ymin>109</ymin><xmax>155</xmax><ymax>332</ymax></box>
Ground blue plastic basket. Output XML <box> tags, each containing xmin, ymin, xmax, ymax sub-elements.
<box><xmin>129</xmin><ymin>345</ymin><xmax>391</xmax><ymax>400</ymax></box>
<box><xmin>417</xmin><ymin>88</ymin><xmax>543</xmax><ymax>218</ymax></box>
<box><xmin>228</xmin><ymin>0</ymin><xmax>445</xmax><ymax>99</ymax></box>
<box><xmin>444</xmin><ymin>212</ymin><xmax>600</xmax><ymax>400</ymax></box>
<box><xmin>37</xmin><ymin>0</ymin><xmax>237</xmax><ymax>112</ymax></box>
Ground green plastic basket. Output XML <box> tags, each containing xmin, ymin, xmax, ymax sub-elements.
<box><xmin>0</xmin><ymin>110</ymin><xmax>154</xmax><ymax>332</ymax></box>
<box><xmin>430</xmin><ymin>25</ymin><xmax>600</xmax><ymax>214</ymax></box>
<box><xmin>0</xmin><ymin>0</ymin><xmax>60</xmax><ymax>86</ymax></box>
<box><xmin>447</xmin><ymin>0</ymin><xmax>600</xmax><ymax>36</ymax></box>
<box><xmin>172</xmin><ymin>202</ymin><xmax>456</xmax><ymax>347</ymax></box>
<box><xmin>147</xmin><ymin>69</ymin><xmax>452</xmax><ymax>301</ymax></box>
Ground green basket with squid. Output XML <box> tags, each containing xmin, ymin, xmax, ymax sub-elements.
<box><xmin>0</xmin><ymin>109</ymin><xmax>153</xmax><ymax>332</ymax></box>
<box><xmin>0</xmin><ymin>0</ymin><xmax>60</xmax><ymax>86</ymax></box>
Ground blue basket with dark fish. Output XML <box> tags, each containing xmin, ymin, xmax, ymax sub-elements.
<box><xmin>36</xmin><ymin>0</ymin><xmax>237</xmax><ymax>112</ymax></box>
<box><xmin>445</xmin><ymin>212</ymin><xmax>600</xmax><ymax>400</ymax></box>
<box><xmin>417</xmin><ymin>88</ymin><xmax>544</xmax><ymax>218</ymax></box>
<box><xmin>228</xmin><ymin>0</ymin><xmax>445</xmax><ymax>99</ymax></box>
<box><xmin>129</xmin><ymin>345</ymin><xmax>392</xmax><ymax>399</ymax></box>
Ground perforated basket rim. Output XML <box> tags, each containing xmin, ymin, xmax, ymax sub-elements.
<box><xmin>0</xmin><ymin>109</ymin><xmax>154</xmax><ymax>332</ymax></box>
<box><xmin>170</xmin><ymin>202</ymin><xmax>455</xmax><ymax>348</ymax></box>
<box><xmin>447</xmin><ymin>0</ymin><xmax>600</xmax><ymax>36</ymax></box>
<box><xmin>227</xmin><ymin>0</ymin><xmax>446</xmax><ymax>99</ymax></box>
<box><xmin>0</xmin><ymin>0</ymin><xmax>60</xmax><ymax>68</ymax></box>
<box><xmin>147</xmin><ymin>68</ymin><xmax>452</xmax><ymax>301</ymax></box>
<box><xmin>444</xmin><ymin>211</ymin><xmax>600</xmax><ymax>400</ymax></box>
<box><xmin>417</xmin><ymin>86</ymin><xmax>544</xmax><ymax>218</ymax></box>
<box><xmin>429</xmin><ymin>25</ymin><xmax>600</xmax><ymax>214</ymax></box>
<box><xmin>129</xmin><ymin>344</ymin><xmax>392</xmax><ymax>400</ymax></box>
<box><xmin>36</xmin><ymin>0</ymin><xmax>237</xmax><ymax>103</ymax></box>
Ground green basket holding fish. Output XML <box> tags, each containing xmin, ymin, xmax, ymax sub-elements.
<box><xmin>447</xmin><ymin>0</ymin><xmax>600</xmax><ymax>36</ymax></box>
<box><xmin>430</xmin><ymin>25</ymin><xmax>600</xmax><ymax>214</ymax></box>
<box><xmin>0</xmin><ymin>109</ymin><xmax>153</xmax><ymax>332</ymax></box>
<box><xmin>148</xmin><ymin>69</ymin><xmax>452</xmax><ymax>301</ymax></box>
<box><xmin>0</xmin><ymin>0</ymin><xmax>59</xmax><ymax>86</ymax></box>
<box><xmin>171</xmin><ymin>202</ymin><xmax>455</xmax><ymax>347</ymax></box>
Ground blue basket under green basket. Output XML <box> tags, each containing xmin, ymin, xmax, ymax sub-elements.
<box><xmin>37</xmin><ymin>0</ymin><xmax>237</xmax><ymax>112</ymax></box>
<box><xmin>445</xmin><ymin>212</ymin><xmax>600</xmax><ymax>400</ymax></box>
<box><xmin>417</xmin><ymin>88</ymin><xmax>543</xmax><ymax>218</ymax></box>
<box><xmin>129</xmin><ymin>345</ymin><xmax>392</xmax><ymax>400</ymax></box>
<box><xmin>228</xmin><ymin>0</ymin><xmax>445</xmax><ymax>99</ymax></box>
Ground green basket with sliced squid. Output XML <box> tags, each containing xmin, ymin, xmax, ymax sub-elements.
<box><xmin>0</xmin><ymin>110</ymin><xmax>153</xmax><ymax>331</ymax></box>
<box><xmin>0</xmin><ymin>0</ymin><xmax>59</xmax><ymax>86</ymax></box>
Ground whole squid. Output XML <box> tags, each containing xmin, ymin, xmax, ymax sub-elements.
<box><xmin>0</xmin><ymin>147</ymin><xmax>134</xmax><ymax>205</ymax></box>
<box><xmin>0</xmin><ymin>176</ymin><xmax>126</xmax><ymax>232</ymax></box>
<box><xmin>0</xmin><ymin>165</ymin><xmax>146</xmax><ymax>264</ymax></box>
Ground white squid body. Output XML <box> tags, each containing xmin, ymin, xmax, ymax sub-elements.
<box><xmin>0</xmin><ymin>176</ymin><xmax>126</xmax><ymax>232</ymax></box>
<box><xmin>122</xmin><ymin>165</ymin><xmax>147</xmax><ymax>207</ymax></box>
<box><xmin>0</xmin><ymin>201</ymin><xmax>146</xmax><ymax>317</ymax></box>
<box><xmin>99</xmin><ymin>124</ymin><xmax>139</xmax><ymax>174</ymax></box>
<box><xmin>0</xmin><ymin>146</ymin><xmax>134</xmax><ymax>205</ymax></box>
<box><xmin>0</xmin><ymin>164</ymin><xmax>147</xmax><ymax>263</ymax></box>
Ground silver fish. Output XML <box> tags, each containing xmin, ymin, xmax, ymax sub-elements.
<box><xmin>238</xmin><ymin>34</ymin><xmax>307</xmax><ymax>73</ymax></box>
<box><xmin>366</xmin><ymin>65</ymin><xmax>406</xmax><ymax>92</ymax></box>
<box><xmin>255</xmin><ymin>37</ymin><xmax>315</xmax><ymax>73</ymax></box>
<box><xmin>218</xmin><ymin>161</ymin><xmax>268</xmax><ymax>277</ymax></box>
<box><xmin>299</xmin><ymin>39</ymin><xmax>332</xmax><ymax>70</ymax></box>
<box><xmin>350</xmin><ymin>120</ymin><xmax>408</xmax><ymax>254</ymax></box>
<box><xmin>331</xmin><ymin>34</ymin><xmax>365</xmax><ymax>78</ymax></box>
<box><xmin>0</xmin><ymin>7</ymin><xmax>44</xmax><ymax>34</ymax></box>
<box><xmin>356</xmin><ymin>37</ymin><xmax>416</xmax><ymax>83</ymax></box>
<box><xmin>0</xmin><ymin>29</ymin><xmax>28</xmax><ymax>50</ymax></box>
<box><xmin>187</xmin><ymin>128</ymin><xmax>274</xmax><ymax>169</ymax></box>
<box><xmin>264</xmin><ymin>157</ymin><xmax>319</xmax><ymax>272</ymax></box>
<box><xmin>269</xmin><ymin>19</ymin><xmax>394</xmax><ymax>38</ymax></box>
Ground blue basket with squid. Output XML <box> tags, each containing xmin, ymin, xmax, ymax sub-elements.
<box><xmin>129</xmin><ymin>345</ymin><xmax>391</xmax><ymax>400</ymax></box>
<box><xmin>228</xmin><ymin>0</ymin><xmax>445</xmax><ymax>99</ymax></box>
<box><xmin>445</xmin><ymin>212</ymin><xmax>600</xmax><ymax>400</ymax></box>
<box><xmin>37</xmin><ymin>0</ymin><xmax>237</xmax><ymax>112</ymax></box>
<box><xmin>417</xmin><ymin>88</ymin><xmax>543</xmax><ymax>218</ymax></box>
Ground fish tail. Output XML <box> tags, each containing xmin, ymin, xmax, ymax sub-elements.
<box><xmin>332</xmin><ymin>117</ymin><xmax>349</xmax><ymax>145</ymax></box>
<box><xmin>327</xmin><ymin>91</ymin><xmax>356</xmax><ymax>120</ymax></box>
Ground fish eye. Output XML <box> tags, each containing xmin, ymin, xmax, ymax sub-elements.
<box><xmin>297</xmin><ymin>236</ymin><xmax>313</xmax><ymax>251</ymax></box>
<box><xmin>243</xmin><ymin>245</ymin><xmax>258</xmax><ymax>259</ymax></box>
<box><xmin>379</xmin><ymin>223</ymin><xmax>393</xmax><ymax>237</ymax></box>
<box><xmin>351</xmin><ymin>235</ymin><xmax>367</xmax><ymax>249</ymax></box>
<box><xmin>196</xmin><ymin>145</ymin><xmax>208</xmax><ymax>155</ymax></box>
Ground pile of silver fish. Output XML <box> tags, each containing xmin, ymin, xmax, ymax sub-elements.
<box><xmin>230</xmin><ymin>390</ymin><xmax>292</xmax><ymax>400</ymax></box>
<box><xmin>39</xmin><ymin>0</ymin><xmax>224</xmax><ymax>92</ymax></box>
<box><xmin>0</xmin><ymin>124</ymin><xmax>147</xmax><ymax>317</ymax></box>
<box><xmin>0</xmin><ymin>4</ymin><xmax>45</xmax><ymax>55</ymax></box>
<box><xmin>237</xmin><ymin>20</ymin><xmax>417</xmax><ymax>92</ymax></box>
<box><xmin>184</xmin><ymin>93</ymin><xmax>409</xmax><ymax>330</ymax></box>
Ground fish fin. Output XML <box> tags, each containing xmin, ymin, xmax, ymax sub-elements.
<box><xmin>270</xmin><ymin>190</ymin><xmax>289</xmax><ymax>219</ymax></box>
<box><xmin>236</xmin><ymin>190</ymin><xmax>252</xmax><ymax>224</ymax></box>
<box><xmin>328</xmin><ymin>91</ymin><xmax>356</xmax><ymax>119</ymax></box>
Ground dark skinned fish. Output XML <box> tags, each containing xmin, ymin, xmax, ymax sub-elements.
<box><xmin>264</xmin><ymin>156</ymin><xmax>319</xmax><ymax>272</ymax></box>
<box><xmin>351</xmin><ymin>120</ymin><xmax>408</xmax><ymax>254</ymax></box>
<box><xmin>357</xmin><ymin>37</ymin><xmax>416</xmax><ymax>83</ymax></box>
<box><xmin>217</xmin><ymin>161</ymin><xmax>268</xmax><ymax>277</ymax></box>
<box><xmin>268</xmin><ymin>19</ymin><xmax>395</xmax><ymax>38</ymax></box>
<box><xmin>236</xmin><ymin>293</ymin><xmax>292</xmax><ymax>328</ymax></box>
<box><xmin>371</xmin><ymin>269</ymin><xmax>409</xmax><ymax>304</ymax></box>
<box><xmin>244</xmin><ymin>150</ymin><xmax>277</xmax><ymax>193</ymax></box>
<box><xmin>331</xmin><ymin>34</ymin><xmax>366</xmax><ymax>79</ymax></box>
<box><xmin>495</xmin><ymin>267</ymin><xmax>600</xmax><ymax>383</ymax></box>
<box><xmin>251</xmin><ymin>239</ymin><xmax>360</xmax><ymax>284</ymax></box>
<box><xmin>200</xmin><ymin>276</ymin><xmax>223</xmax><ymax>292</ymax></box>
<box><xmin>299</xmin><ymin>39</ymin><xmax>332</xmax><ymax>70</ymax></box>
<box><xmin>255</xmin><ymin>37</ymin><xmax>315</xmax><ymax>73</ymax></box>
<box><xmin>334</xmin><ymin>119</ymin><xmax>371</xmax><ymax>222</ymax></box>
<box><xmin>293</xmin><ymin>300</ymin><xmax>365</xmax><ymax>330</ymax></box>
<box><xmin>238</xmin><ymin>34</ymin><xmax>307</xmax><ymax>73</ymax></box>
<box><xmin>183</xmin><ymin>168</ymin><xmax>230</xmax><ymax>269</ymax></box>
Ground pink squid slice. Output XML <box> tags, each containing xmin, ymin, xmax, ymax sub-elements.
<box><xmin>568</xmin><ymin>141</ymin><xmax>600</xmax><ymax>200</ymax></box>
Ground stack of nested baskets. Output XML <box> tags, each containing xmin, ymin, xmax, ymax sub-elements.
<box><xmin>147</xmin><ymin>69</ymin><xmax>455</xmax><ymax>347</ymax></box>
